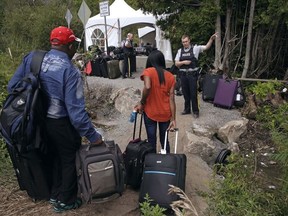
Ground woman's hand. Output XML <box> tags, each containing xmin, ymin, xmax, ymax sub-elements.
<box><xmin>168</xmin><ymin>120</ymin><xmax>176</xmax><ymax>131</ymax></box>
<box><xmin>134</xmin><ymin>102</ymin><xmax>144</xmax><ymax>114</ymax></box>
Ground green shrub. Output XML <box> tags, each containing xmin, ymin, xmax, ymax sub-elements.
<box><xmin>208</xmin><ymin>154</ymin><xmax>285</xmax><ymax>216</ymax></box>
<box><xmin>248</xmin><ymin>81</ymin><xmax>283</xmax><ymax>100</ymax></box>
<box><xmin>139</xmin><ymin>194</ymin><xmax>167</xmax><ymax>216</ymax></box>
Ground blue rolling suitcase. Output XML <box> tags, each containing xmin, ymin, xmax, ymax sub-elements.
<box><xmin>213</xmin><ymin>78</ymin><xmax>238</xmax><ymax>109</ymax></box>
<box><xmin>139</xmin><ymin>129</ymin><xmax>186</xmax><ymax>209</ymax></box>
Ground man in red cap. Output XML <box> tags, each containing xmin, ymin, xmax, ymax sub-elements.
<box><xmin>8</xmin><ymin>26</ymin><xmax>104</xmax><ymax>213</ymax></box>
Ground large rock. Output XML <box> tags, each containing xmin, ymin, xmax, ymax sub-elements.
<box><xmin>185</xmin><ymin>131</ymin><xmax>228</xmax><ymax>166</ymax></box>
<box><xmin>217</xmin><ymin>118</ymin><xmax>249</xmax><ymax>143</ymax></box>
<box><xmin>110</xmin><ymin>87</ymin><xmax>141</xmax><ymax>116</ymax></box>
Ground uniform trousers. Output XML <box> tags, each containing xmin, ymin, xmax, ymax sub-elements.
<box><xmin>181</xmin><ymin>73</ymin><xmax>199</xmax><ymax>114</ymax></box>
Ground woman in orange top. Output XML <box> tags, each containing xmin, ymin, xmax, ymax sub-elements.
<box><xmin>135</xmin><ymin>50</ymin><xmax>176</xmax><ymax>153</ymax></box>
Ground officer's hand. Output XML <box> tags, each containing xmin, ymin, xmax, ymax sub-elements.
<box><xmin>184</xmin><ymin>60</ymin><xmax>191</xmax><ymax>65</ymax></box>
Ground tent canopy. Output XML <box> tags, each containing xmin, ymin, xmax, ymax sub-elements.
<box><xmin>138</xmin><ymin>26</ymin><xmax>155</xmax><ymax>38</ymax></box>
<box><xmin>85</xmin><ymin>0</ymin><xmax>172</xmax><ymax>61</ymax></box>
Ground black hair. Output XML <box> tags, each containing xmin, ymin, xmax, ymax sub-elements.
<box><xmin>145</xmin><ymin>50</ymin><xmax>166</xmax><ymax>85</ymax></box>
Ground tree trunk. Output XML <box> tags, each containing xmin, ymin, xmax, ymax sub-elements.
<box><xmin>284</xmin><ymin>68</ymin><xmax>288</xmax><ymax>80</ymax></box>
<box><xmin>214</xmin><ymin>0</ymin><xmax>222</xmax><ymax>70</ymax></box>
<box><xmin>242</xmin><ymin>0</ymin><xmax>256</xmax><ymax>78</ymax></box>
<box><xmin>233</xmin><ymin>0</ymin><xmax>249</xmax><ymax>74</ymax></box>
<box><xmin>221</xmin><ymin>1</ymin><xmax>232</xmax><ymax>75</ymax></box>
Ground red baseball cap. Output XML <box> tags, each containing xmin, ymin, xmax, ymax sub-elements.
<box><xmin>50</xmin><ymin>26</ymin><xmax>81</xmax><ymax>45</ymax></box>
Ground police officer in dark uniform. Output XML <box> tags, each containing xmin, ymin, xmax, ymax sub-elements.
<box><xmin>123</xmin><ymin>33</ymin><xmax>135</xmax><ymax>79</ymax></box>
<box><xmin>175</xmin><ymin>33</ymin><xmax>218</xmax><ymax>118</ymax></box>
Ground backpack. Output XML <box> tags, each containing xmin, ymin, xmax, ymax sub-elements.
<box><xmin>76</xmin><ymin>140</ymin><xmax>126</xmax><ymax>203</ymax></box>
<box><xmin>0</xmin><ymin>50</ymin><xmax>48</xmax><ymax>153</ymax></box>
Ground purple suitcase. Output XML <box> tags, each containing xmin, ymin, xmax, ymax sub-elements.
<box><xmin>213</xmin><ymin>79</ymin><xmax>238</xmax><ymax>109</ymax></box>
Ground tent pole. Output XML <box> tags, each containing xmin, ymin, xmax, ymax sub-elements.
<box><xmin>104</xmin><ymin>15</ymin><xmax>109</xmax><ymax>55</ymax></box>
<box><xmin>117</xmin><ymin>18</ymin><xmax>121</xmax><ymax>47</ymax></box>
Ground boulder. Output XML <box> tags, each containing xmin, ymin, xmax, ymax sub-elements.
<box><xmin>217</xmin><ymin>118</ymin><xmax>249</xmax><ymax>143</ymax></box>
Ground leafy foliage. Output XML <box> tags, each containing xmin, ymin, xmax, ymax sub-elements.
<box><xmin>256</xmin><ymin>102</ymin><xmax>288</xmax><ymax>193</ymax></box>
<box><xmin>140</xmin><ymin>194</ymin><xmax>167</xmax><ymax>216</ymax></box>
<box><xmin>248</xmin><ymin>81</ymin><xmax>283</xmax><ymax>100</ymax></box>
<box><xmin>208</xmin><ymin>154</ymin><xmax>287</xmax><ymax>216</ymax></box>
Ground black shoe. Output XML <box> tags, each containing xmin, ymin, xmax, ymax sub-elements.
<box><xmin>181</xmin><ymin>111</ymin><xmax>191</xmax><ymax>115</ymax></box>
<box><xmin>122</xmin><ymin>76</ymin><xmax>127</xmax><ymax>79</ymax></box>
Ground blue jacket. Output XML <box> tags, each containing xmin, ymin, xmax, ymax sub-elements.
<box><xmin>8</xmin><ymin>49</ymin><xmax>101</xmax><ymax>143</ymax></box>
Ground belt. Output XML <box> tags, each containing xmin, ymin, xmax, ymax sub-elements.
<box><xmin>179</xmin><ymin>68</ymin><xmax>199</xmax><ymax>76</ymax></box>
<box><xmin>179</xmin><ymin>67</ymin><xmax>199</xmax><ymax>72</ymax></box>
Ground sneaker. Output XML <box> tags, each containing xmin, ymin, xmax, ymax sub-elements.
<box><xmin>53</xmin><ymin>198</ymin><xmax>82</xmax><ymax>213</ymax></box>
<box><xmin>49</xmin><ymin>198</ymin><xmax>58</xmax><ymax>205</ymax></box>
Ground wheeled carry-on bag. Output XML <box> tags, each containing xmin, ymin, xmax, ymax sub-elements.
<box><xmin>76</xmin><ymin>141</ymin><xmax>125</xmax><ymax>203</ymax></box>
<box><xmin>202</xmin><ymin>74</ymin><xmax>223</xmax><ymax>101</ymax></box>
<box><xmin>139</xmin><ymin>129</ymin><xmax>187</xmax><ymax>209</ymax></box>
<box><xmin>6</xmin><ymin>144</ymin><xmax>52</xmax><ymax>201</ymax></box>
<box><xmin>91</xmin><ymin>58</ymin><xmax>103</xmax><ymax>77</ymax></box>
<box><xmin>213</xmin><ymin>78</ymin><xmax>238</xmax><ymax>109</ymax></box>
<box><xmin>107</xmin><ymin>59</ymin><xmax>121</xmax><ymax>79</ymax></box>
<box><xmin>123</xmin><ymin>114</ymin><xmax>154</xmax><ymax>189</ymax></box>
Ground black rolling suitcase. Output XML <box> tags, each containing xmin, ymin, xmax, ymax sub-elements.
<box><xmin>91</xmin><ymin>58</ymin><xmax>102</xmax><ymax>77</ymax></box>
<box><xmin>234</xmin><ymin>80</ymin><xmax>246</xmax><ymax>107</ymax></box>
<box><xmin>6</xmin><ymin>144</ymin><xmax>52</xmax><ymax>201</ymax></box>
<box><xmin>202</xmin><ymin>74</ymin><xmax>223</xmax><ymax>101</ymax></box>
<box><xmin>123</xmin><ymin>114</ymin><xmax>154</xmax><ymax>189</ymax></box>
<box><xmin>139</xmin><ymin>129</ymin><xmax>187</xmax><ymax>209</ymax></box>
<box><xmin>100</xmin><ymin>57</ymin><xmax>109</xmax><ymax>78</ymax></box>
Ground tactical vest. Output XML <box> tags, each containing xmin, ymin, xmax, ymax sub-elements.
<box><xmin>179</xmin><ymin>46</ymin><xmax>198</xmax><ymax>69</ymax></box>
<box><xmin>123</xmin><ymin>39</ymin><xmax>134</xmax><ymax>54</ymax></box>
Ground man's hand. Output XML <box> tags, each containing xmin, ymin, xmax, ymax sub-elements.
<box><xmin>90</xmin><ymin>136</ymin><xmax>104</xmax><ymax>145</ymax></box>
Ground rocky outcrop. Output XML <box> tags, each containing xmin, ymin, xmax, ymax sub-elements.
<box><xmin>185</xmin><ymin>118</ymin><xmax>248</xmax><ymax>166</ymax></box>
<box><xmin>110</xmin><ymin>87</ymin><xmax>141</xmax><ymax>116</ymax></box>
<box><xmin>217</xmin><ymin>118</ymin><xmax>249</xmax><ymax>143</ymax></box>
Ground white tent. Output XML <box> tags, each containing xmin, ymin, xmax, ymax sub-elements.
<box><xmin>138</xmin><ymin>26</ymin><xmax>155</xmax><ymax>38</ymax></box>
<box><xmin>85</xmin><ymin>0</ymin><xmax>172</xmax><ymax>61</ymax></box>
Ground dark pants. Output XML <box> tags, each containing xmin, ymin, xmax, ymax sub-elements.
<box><xmin>143</xmin><ymin>112</ymin><xmax>170</xmax><ymax>153</ymax></box>
<box><xmin>181</xmin><ymin>74</ymin><xmax>199</xmax><ymax>114</ymax></box>
<box><xmin>123</xmin><ymin>53</ymin><xmax>136</xmax><ymax>77</ymax></box>
<box><xmin>130</xmin><ymin>54</ymin><xmax>136</xmax><ymax>72</ymax></box>
<box><xmin>46</xmin><ymin>117</ymin><xmax>81</xmax><ymax>205</ymax></box>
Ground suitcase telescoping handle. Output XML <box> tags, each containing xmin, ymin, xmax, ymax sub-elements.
<box><xmin>132</xmin><ymin>112</ymin><xmax>143</xmax><ymax>140</ymax></box>
<box><xmin>161</xmin><ymin>128</ymin><xmax>179</xmax><ymax>154</ymax></box>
